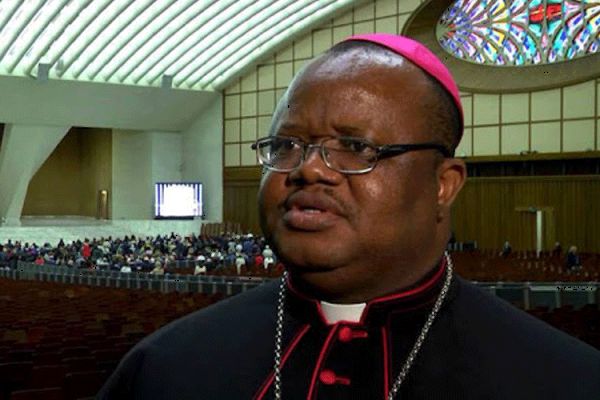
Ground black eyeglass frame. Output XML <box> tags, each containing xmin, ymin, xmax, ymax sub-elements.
<box><xmin>251</xmin><ymin>135</ymin><xmax>452</xmax><ymax>175</ymax></box>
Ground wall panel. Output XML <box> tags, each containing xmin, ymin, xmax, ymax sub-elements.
<box><xmin>224</xmin><ymin>167</ymin><xmax>600</xmax><ymax>252</ymax></box>
<box><xmin>223</xmin><ymin>167</ymin><xmax>262</xmax><ymax>233</ymax></box>
<box><xmin>453</xmin><ymin>176</ymin><xmax>600</xmax><ymax>253</ymax></box>
<box><xmin>80</xmin><ymin>129</ymin><xmax>112</xmax><ymax>218</ymax></box>
<box><xmin>225</xmin><ymin>167</ymin><xmax>600</xmax><ymax>253</ymax></box>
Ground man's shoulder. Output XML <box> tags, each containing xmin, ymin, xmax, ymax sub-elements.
<box><xmin>456</xmin><ymin>277</ymin><xmax>598</xmax><ymax>348</ymax></box>
<box><xmin>447</xmin><ymin>276</ymin><xmax>600</xmax><ymax>397</ymax></box>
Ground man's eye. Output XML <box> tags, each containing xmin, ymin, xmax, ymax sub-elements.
<box><xmin>272</xmin><ymin>138</ymin><xmax>297</xmax><ymax>152</ymax></box>
<box><xmin>340</xmin><ymin>139</ymin><xmax>370</xmax><ymax>153</ymax></box>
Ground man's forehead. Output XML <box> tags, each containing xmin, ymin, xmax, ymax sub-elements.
<box><xmin>279</xmin><ymin>45</ymin><xmax>441</xmax><ymax>125</ymax></box>
<box><xmin>269</xmin><ymin>51</ymin><xmax>429</xmax><ymax>132</ymax></box>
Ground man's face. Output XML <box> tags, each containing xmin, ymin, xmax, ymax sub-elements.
<box><xmin>258</xmin><ymin>50</ymin><xmax>453</xmax><ymax>302</ymax></box>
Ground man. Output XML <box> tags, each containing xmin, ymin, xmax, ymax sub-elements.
<box><xmin>98</xmin><ymin>34</ymin><xmax>600</xmax><ymax>399</ymax></box>
<box><xmin>235</xmin><ymin>250</ymin><xmax>247</xmax><ymax>275</ymax></box>
<box><xmin>500</xmin><ymin>241</ymin><xmax>512</xmax><ymax>258</ymax></box>
<box><xmin>566</xmin><ymin>245</ymin><xmax>582</xmax><ymax>272</ymax></box>
<box><xmin>262</xmin><ymin>244</ymin><xmax>275</xmax><ymax>270</ymax></box>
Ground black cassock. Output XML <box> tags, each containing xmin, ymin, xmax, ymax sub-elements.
<box><xmin>98</xmin><ymin>261</ymin><xmax>600</xmax><ymax>400</ymax></box>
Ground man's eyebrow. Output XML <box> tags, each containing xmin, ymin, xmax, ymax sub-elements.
<box><xmin>275</xmin><ymin>123</ymin><xmax>367</xmax><ymax>137</ymax></box>
<box><xmin>332</xmin><ymin>125</ymin><xmax>367</xmax><ymax>136</ymax></box>
<box><xmin>276</xmin><ymin>122</ymin><xmax>305</xmax><ymax>132</ymax></box>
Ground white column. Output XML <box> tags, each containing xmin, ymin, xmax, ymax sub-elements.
<box><xmin>149</xmin><ymin>131</ymin><xmax>183</xmax><ymax>184</ymax></box>
<box><xmin>182</xmin><ymin>93</ymin><xmax>223</xmax><ymax>222</ymax></box>
<box><xmin>536</xmin><ymin>209</ymin><xmax>543</xmax><ymax>258</ymax></box>
<box><xmin>0</xmin><ymin>124</ymin><xmax>69</xmax><ymax>226</ymax></box>
<box><xmin>111</xmin><ymin>129</ymin><xmax>153</xmax><ymax>219</ymax></box>
<box><xmin>112</xmin><ymin>130</ymin><xmax>184</xmax><ymax>220</ymax></box>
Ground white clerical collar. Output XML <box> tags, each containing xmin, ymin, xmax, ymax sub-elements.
<box><xmin>320</xmin><ymin>300</ymin><xmax>367</xmax><ymax>324</ymax></box>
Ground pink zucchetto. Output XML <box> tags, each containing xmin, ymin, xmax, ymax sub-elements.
<box><xmin>344</xmin><ymin>33</ymin><xmax>464</xmax><ymax>136</ymax></box>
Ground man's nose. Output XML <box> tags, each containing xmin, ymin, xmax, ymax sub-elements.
<box><xmin>288</xmin><ymin>144</ymin><xmax>341</xmax><ymax>185</ymax></box>
<box><xmin>303</xmin><ymin>143</ymin><xmax>323</xmax><ymax>162</ymax></box>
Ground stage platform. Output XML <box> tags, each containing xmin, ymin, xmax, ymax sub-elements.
<box><xmin>0</xmin><ymin>216</ymin><xmax>205</xmax><ymax>245</ymax></box>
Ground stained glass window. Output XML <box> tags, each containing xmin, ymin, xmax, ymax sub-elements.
<box><xmin>437</xmin><ymin>0</ymin><xmax>600</xmax><ymax>65</ymax></box>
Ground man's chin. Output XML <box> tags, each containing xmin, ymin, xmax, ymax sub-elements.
<box><xmin>287</xmin><ymin>266</ymin><xmax>362</xmax><ymax>302</ymax></box>
<box><xmin>288</xmin><ymin>264</ymin><xmax>339</xmax><ymax>288</ymax></box>
<box><xmin>284</xmin><ymin>260</ymin><xmax>338</xmax><ymax>273</ymax></box>
<box><xmin>275</xmin><ymin>221</ymin><xmax>348</xmax><ymax>246</ymax></box>
<box><xmin>275</xmin><ymin>241</ymin><xmax>347</xmax><ymax>274</ymax></box>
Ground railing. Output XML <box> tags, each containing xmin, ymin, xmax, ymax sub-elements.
<box><xmin>1</xmin><ymin>263</ymin><xmax>599</xmax><ymax>310</ymax></box>
<box><xmin>1</xmin><ymin>262</ymin><xmax>267</xmax><ymax>296</ymax></box>
<box><xmin>200</xmin><ymin>222</ymin><xmax>243</xmax><ymax>236</ymax></box>
<box><xmin>164</xmin><ymin>259</ymin><xmax>208</xmax><ymax>269</ymax></box>
<box><xmin>476</xmin><ymin>281</ymin><xmax>600</xmax><ymax>310</ymax></box>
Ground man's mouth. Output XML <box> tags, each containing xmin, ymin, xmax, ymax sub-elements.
<box><xmin>282</xmin><ymin>191</ymin><xmax>344</xmax><ymax>231</ymax></box>
<box><xmin>283</xmin><ymin>208</ymin><xmax>338</xmax><ymax>231</ymax></box>
<box><xmin>298</xmin><ymin>207</ymin><xmax>323</xmax><ymax>213</ymax></box>
<box><xmin>284</xmin><ymin>190</ymin><xmax>344</xmax><ymax>216</ymax></box>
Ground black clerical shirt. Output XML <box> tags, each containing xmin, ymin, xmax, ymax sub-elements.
<box><xmin>98</xmin><ymin>260</ymin><xmax>600</xmax><ymax>400</ymax></box>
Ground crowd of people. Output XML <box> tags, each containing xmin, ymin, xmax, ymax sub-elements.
<box><xmin>1</xmin><ymin>233</ymin><xmax>592</xmax><ymax>278</ymax></box>
<box><xmin>0</xmin><ymin>233</ymin><xmax>279</xmax><ymax>275</ymax></box>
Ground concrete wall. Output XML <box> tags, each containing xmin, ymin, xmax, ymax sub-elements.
<box><xmin>5</xmin><ymin>119</ymin><xmax>218</xmax><ymax>227</ymax></box>
<box><xmin>22</xmin><ymin>128</ymin><xmax>112</xmax><ymax>217</ymax></box>
<box><xmin>0</xmin><ymin>75</ymin><xmax>214</xmax><ymax>131</ymax></box>
<box><xmin>0</xmin><ymin>219</ymin><xmax>203</xmax><ymax>246</ymax></box>
<box><xmin>0</xmin><ymin>124</ymin><xmax>70</xmax><ymax>225</ymax></box>
<box><xmin>22</xmin><ymin>131</ymin><xmax>82</xmax><ymax>216</ymax></box>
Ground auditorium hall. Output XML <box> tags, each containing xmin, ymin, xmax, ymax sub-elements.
<box><xmin>0</xmin><ymin>0</ymin><xmax>599</xmax><ymax>399</ymax></box>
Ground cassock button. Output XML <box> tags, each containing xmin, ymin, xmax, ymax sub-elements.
<box><xmin>338</xmin><ymin>326</ymin><xmax>368</xmax><ymax>343</ymax></box>
<box><xmin>338</xmin><ymin>326</ymin><xmax>354</xmax><ymax>342</ymax></box>
<box><xmin>319</xmin><ymin>369</ymin><xmax>351</xmax><ymax>386</ymax></box>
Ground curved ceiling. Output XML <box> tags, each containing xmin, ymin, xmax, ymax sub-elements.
<box><xmin>0</xmin><ymin>0</ymin><xmax>355</xmax><ymax>91</ymax></box>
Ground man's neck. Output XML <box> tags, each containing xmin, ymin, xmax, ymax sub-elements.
<box><xmin>289</xmin><ymin>254</ymin><xmax>446</xmax><ymax>304</ymax></box>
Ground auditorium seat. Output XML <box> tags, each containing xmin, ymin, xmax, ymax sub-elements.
<box><xmin>25</xmin><ymin>328</ymin><xmax>45</xmax><ymax>344</ymax></box>
<box><xmin>1</xmin><ymin>259</ymin><xmax>594</xmax><ymax>399</ymax></box>
<box><xmin>0</xmin><ymin>362</ymin><xmax>33</xmax><ymax>400</ymax></box>
<box><xmin>59</xmin><ymin>347</ymin><xmax>90</xmax><ymax>359</ymax></box>
<box><xmin>27</xmin><ymin>365</ymin><xmax>66</xmax><ymax>389</ymax></box>
<box><xmin>9</xmin><ymin>387</ymin><xmax>64</xmax><ymax>400</ymax></box>
<box><xmin>61</xmin><ymin>357</ymin><xmax>97</xmax><ymax>372</ymax></box>
<box><xmin>63</xmin><ymin>371</ymin><xmax>107</xmax><ymax>400</ymax></box>
<box><xmin>34</xmin><ymin>352</ymin><xmax>62</xmax><ymax>366</ymax></box>
<box><xmin>91</xmin><ymin>349</ymin><xmax>122</xmax><ymax>364</ymax></box>
<box><xmin>2</xmin><ymin>331</ymin><xmax>26</xmax><ymax>344</ymax></box>
<box><xmin>6</xmin><ymin>350</ymin><xmax>35</xmax><ymax>363</ymax></box>
<box><xmin>450</xmin><ymin>249</ymin><xmax>600</xmax><ymax>283</ymax></box>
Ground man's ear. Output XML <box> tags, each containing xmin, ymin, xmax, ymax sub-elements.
<box><xmin>436</xmin><ymin>158</ymin><xmax>467</xmax><ymax>218</ymax></box>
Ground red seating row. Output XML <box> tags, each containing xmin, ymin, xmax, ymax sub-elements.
<box><xmin>451</xmin><ymin>250</ymin><xmax>600</xmax><ymax>282</ymax></box>
<box><xmin>0</xmin><ymin>278</ymin><xmax>221</xmax><ymax>399</ymax></box>
<box><xmin>0</xmin><ymin>366</ymin><xmax>107</xmax><ymax>400</ymax></box>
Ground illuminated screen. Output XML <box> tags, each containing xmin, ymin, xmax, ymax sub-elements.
<box><xmin>155</xmin><ymin>182</ymin><xmax>203</xmax><ymax>218</ymax></box>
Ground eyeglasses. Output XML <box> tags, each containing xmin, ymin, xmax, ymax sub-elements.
<box><xmin>251</xmin><ymin>135</ymin><xmax>451</xmax><ymax>175</ymax></box>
